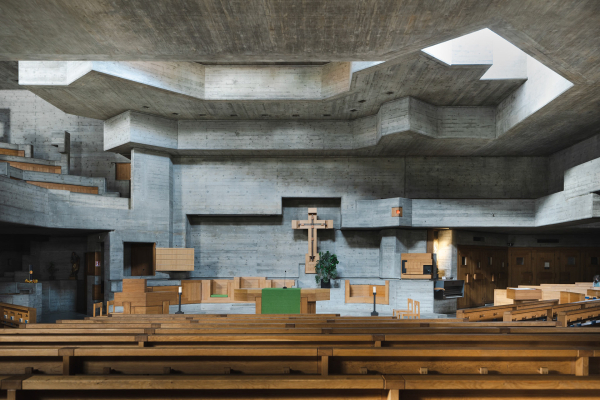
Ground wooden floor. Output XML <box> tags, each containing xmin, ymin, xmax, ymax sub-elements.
<box><xmin>0</xmin><ymin>313</ymin><xmax>599</xmax><ymax>399</ymax></box>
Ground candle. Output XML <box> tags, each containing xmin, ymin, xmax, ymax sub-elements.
<box><xmin>29</xmin><ymin>270</ymin><xmax>33</xmax><ymax>280</ymax></box>
<box><xmin>178</xmin><ymin>286</ymin><xmax>182</xmax><ymax>294</ymax></box>
<box><xmin>373</xmin><ymin>286</ymin><xmax>376</xmax><ymax>294</ymax></box>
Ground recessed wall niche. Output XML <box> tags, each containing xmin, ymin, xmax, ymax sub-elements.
<box><xmin>187</xmin><ymin>198</ymin><xmax>381</xmax><ymax>279</ymax></box>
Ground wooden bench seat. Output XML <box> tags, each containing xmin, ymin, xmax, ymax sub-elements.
<box><xmin>504</xmin><ymin>299</ymin><xmax>600</xmax><ymax>322</ymax></box>
<box><xmin>9</xmin><ymin>374</ymin><xmax>600</xmax><ymax>391</ymax></box>
<box><xmin>557</xmin><ymin>306</ymin><xmax>600</xmax><ymax>327</ymax></box>
<box><xmin>457</xmin><ymin>300</ymin><xmax>559</xmax><ymax>322</ymax></box>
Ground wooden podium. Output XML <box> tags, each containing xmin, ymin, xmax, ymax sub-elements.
<box><xmin>234</xmin><ymin>288</ymin><xmax>330</xmax><ymax>314</ymax></box>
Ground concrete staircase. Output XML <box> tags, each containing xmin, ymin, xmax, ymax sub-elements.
<box><xmin>0</xmin><ymin>141</ymin><xmax>120</xmax><ymax>197</ymax></box>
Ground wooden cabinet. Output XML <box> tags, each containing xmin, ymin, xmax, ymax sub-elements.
<box><xmin>155</xmin><ymin>248</ymin><xmax>194</xmax><ymax>271</ymax></box>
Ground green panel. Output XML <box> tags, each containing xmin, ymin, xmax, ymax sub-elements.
<box><xmin>210</xmin><ymin>294</ymin><xmax>228</xmax><ymax>298</ymax></box>
<box><xmin>261</xmin><ymin>288</ymin><xmax>301</xmax><ymax>314</ymax></box>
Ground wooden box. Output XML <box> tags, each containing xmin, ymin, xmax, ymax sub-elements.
<box><xmin>345</xmin><ymin>280</ymin><xmax>389</xmax><ymax>305</ymax></box>
<box><xmin>506</xmin><ymin>287</ymin><xmax>542</xmax><ymax>301</ymax></box>
<box><xmin>155</xmin><ymin>248</ymin><xmax>194</xmax><ymax>272</ymax></box>
<box><xmin>401</xmin><ymin>253</ymin><xmax>434</xmax><ymax>279</ymax></box>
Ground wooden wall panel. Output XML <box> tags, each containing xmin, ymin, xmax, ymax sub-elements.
<box><xmin>115</xmin><ymin>163</ymin><xmax>131</xmax><ymax>180</ymax></box>
<box><xmin>8</xmin><ymin>161</ymin><xmax>61</xmax><ymax>174</ymax></box>
<box><xmin>155</xmin><ymin>248</ymin><xmax>194</xmax><ymax>271</ymax></box>
<box><xmin>508</xmin><ymin>247</ymin><xmax>600</xmax><ymax>287</ymax></box>
<box><xmin>26</xmin><ymin>181</ymin><xmax>98</xmax><ymax>194</ymax></box>
<box><xmin>557</xmin><ymin>250</ymin><xmax>581</xmax><ymax>284</ymax></box>
<box><xmin>130</xmin><ymin>243</ymin><xmax>155</xmax><ymax>276</ymax></box>
<box><xmin>583</xmin><ymin>250</ymin><xmax>600</xmax><ymax>282</ymax></box>
<box><xmin>508</xmin><ymin>248</ymin><xmax>533</xmax><ymax>287</ymax></box>
<box><xmin>533</xmin><ymin>250</ymin><xmax>558</xmax><ymax>284</ymax></box>
<box><xmin>0</xmin><ymin>148</ymin><xmax>24</xmax><ymax>157</ymax></box>
<box><xmin>182</xmin><ymin>280</ymin><xmax>202</xmax><ymax>302</ymax></box>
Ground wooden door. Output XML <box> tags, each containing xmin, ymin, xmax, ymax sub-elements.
<box><xmin>557</xmin><ymin>249</ymin><xmax>582</xmax><ymax>283</ymax></box>
<box><xmin>509</xmin><ymin>248</ymin><xmax>533</xmax><ymax>286</ymax></box>
<box><xmin>494</xmin><ymin>249</ymin><xmax>509</xmax><ymax>289</ymax></box>
<box><xmin>533</xmin><ymin>249</ymin><xmax>557</xmax><ymax>285</ymax></box>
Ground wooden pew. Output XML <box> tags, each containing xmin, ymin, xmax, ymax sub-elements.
<box><xmin>2</xmin><ymin>374</ymin><xmax>599</xmax><ymax>400</ymax></box>
<box><xmin>503</xmin><ymin>299</ymin><xmax>600</xmax><ymax>322</ymax></box>
<box><xmin>557</xmin><ymin>305</ymin><xmax>600</xmax><ymax>327</ymax></box>
<box><xmin>457</xmin><ymin>299</ymin><xmax>559</xmax><ymax>321</ymax></box>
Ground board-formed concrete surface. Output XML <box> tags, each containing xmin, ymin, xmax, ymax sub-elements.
<box><xmin>1</xmin><ymin>1</ymin><xmax>600</xmax><ymax>317</ymax></box>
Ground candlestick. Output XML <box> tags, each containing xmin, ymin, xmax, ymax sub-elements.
<box><xmin>175</xmin><ymin>286</ymin><xmax>184</xmax><ymax>314</ymax></box>
<box><xmin>371</xmin><ymin>286</ymin><xmax>378</xmax><ymax>316</ymax></box>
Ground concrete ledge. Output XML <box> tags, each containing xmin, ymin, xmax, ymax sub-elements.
<box><xmin>564</xmin><ymin>157</ymin><xmax>600</xmax><ymax>199</ymax></box>
<box><xmin>0</xmin><ymin>142</ymin><xmax>33</xmax><ymax>157</ymax></box>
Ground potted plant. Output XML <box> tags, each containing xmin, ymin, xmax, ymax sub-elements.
<box><xmin>314</xmin><ymin>251</ymin><xmax>339</xmax><ymax>288</ymax></box>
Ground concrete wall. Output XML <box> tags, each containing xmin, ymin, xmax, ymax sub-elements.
<box><xmin>0</xmin><ymin>91</ymin><xmax>129</xmax><ymax>196</ymax></box>
<box><xmin>548</xmin><ymin>132</ymin><xmax>600</xmax><ymax>194</ymax></box>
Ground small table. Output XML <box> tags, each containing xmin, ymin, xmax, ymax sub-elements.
<box><xmin>234</xmin><ymin>288</ymin><xmax>330</xmax><ymax>314</ymax></box>
<box><xmin>507</xmin><ymin>288</ymin><xmax>542</xmax><ymax>304</ymax></box>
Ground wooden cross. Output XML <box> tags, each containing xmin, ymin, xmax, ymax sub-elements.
<box><xmin>292</xmin><ymin>208</ymin><xmax>333</xmax><ymax>273</ymax></box>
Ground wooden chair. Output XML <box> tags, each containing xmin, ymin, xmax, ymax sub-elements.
<box><xmin>92</xmin><ymin>302</ymin><xmax>103</xmax><ymax>317</ymax></box>
<box><xmin>393</xmin><ymin>298</ymin><xmax>421</xmax><ymax>319</ymax></box>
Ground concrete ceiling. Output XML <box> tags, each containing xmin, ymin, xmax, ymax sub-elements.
<box><xmin>23</xmin><ymin>53</ymin><xmax>524</xmax><ymax>119</ymax></box>
<box><xmin>1</xmin><ymin>0</ymin><xmax>599</xmax><ymax>156</ymax></box>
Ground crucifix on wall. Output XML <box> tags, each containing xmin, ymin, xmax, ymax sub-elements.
<box><xmin>292</xmin><ymin>208</ymin><xmax>333</xmax><ymax>273</ymax></box>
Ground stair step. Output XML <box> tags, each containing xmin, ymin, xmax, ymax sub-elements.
<box><xmin>8</xmin><ymin>161</ymin><xmax>61</xmax><ymax>174</ymax></box>
<box><xmin>0</xmin><ymin>155</ymin><xmax>61</xmax><ymax>174</ymax></box>
<box><xmin>26</xmin><ymin>181</ymin><xmax>99</xmax><ymax>194</ymax></box>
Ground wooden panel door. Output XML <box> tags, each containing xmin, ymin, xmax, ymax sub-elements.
<box><xmin>533</xmin><ymin>249</ymin><xmax>557</xmax><ymax>285</ymax></box>
<box><xmin>509</xmin><ymin>248</ymin><xmax>533</xmax><ymax>286</ymax></box>
<box><xmin>480</xmin><ymin>248</ymin><xmax>495</xmax><ymax>305</ymax></box>
<box><xmin>457</xmin><ymin>248</ymin><xmax>471</xmax><ymax>309</ymax></box>
<box><xmin>557</xmin><ymin>249</ymin><xmax>582</xmax><ymax>284</ymax></box>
